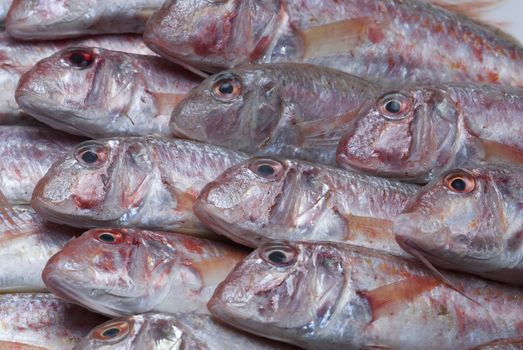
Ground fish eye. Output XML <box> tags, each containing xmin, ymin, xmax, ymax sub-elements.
<box><xmin>95</xmin><ymin>230</ymin><xmax>124</xmax><ymax>244</ymax></box>
<box><xmin>377</xmin><ymin>92</ymin><xmax>412</xmax><ymax>120</ymax></box>
<box><xmin>444</xmin><ymin>171</ymin><xmax>476</xmax><ymax>194</ymax></box>
<box><xmin>63</xmin><ymin>48</ymin><xmax>95</xmax><ymax>69</ymax></box>
<box><xmin>248</xmin><ymin>158</ymin><xmax>284</xmax><ymax>180</ymax></box>
<box><xmin>211</xmin><ymin>75</ymin><xmax>242</xmax><ymax>102</ymax></box>
<box><xmin>260</xmin><ymin>244</ymin><xmax>298</xmax><ymax>267</ymax></box>
<box><xmin>74</xmin><ymin>142</ymin><xmax>108</xmax><ymax>167</ymax></box>
<box><xmin>93</xmin><ymin>320</ymin><xmax>132</xmax><ymax>342</ymax></box>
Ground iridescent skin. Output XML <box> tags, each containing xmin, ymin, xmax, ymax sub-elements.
<box><xmin>17</xmin><ymin>48</ymin><xmax>201</xmax><ymax>138</ymax></box>
<box><xmin>32</xmin><ymin>136</ymin><xmax>246</xmax><ymax>235</ymax></box>
<box><xmin>394</xmin><ymin>166</ymin><xmax>523</xmax><ymax>286</ymax></box>
<box><xmin>195</xmin><ymin>157</ymin><xmax>419</xmax><ymax>256</ymax></box>
<box><xmin>74</xmin><ymin>313</ymin><xmax>297</xmax><ymax>350</ymax></box>
<box><xmin>210</xmin><ymin>242</ymin><xmax>523</xmax><ymax>350</ymax></box>
<box><xmin>0</xmin><ymin>32</ymin><xmax>153</xmax><ymax>125</ymax></box>
<box><xmin>170</xmin><ymin>63</ymin><xmax>380</xmax><ymax>165</ymax></box>
<box><xmin>337</xmin><ymin>83</ymin><xmax>523</xmax><ymax>183</ymax></box>
<box><xmin>6</xmin><ymin>0</ymin><xmax>164</xmax><ymax>39</ymax></box>
<box><xmin>0</xmin><ymin>293</ymin><xmax>107</xmax><ymax>349</ymax></box>
<box><xmin>0</xmin><ymin>126</ymin><xmax>84</xmax><ymax>204</ymax></box>
<box><xmin>144</xmin><ymin>0</ymin><xmax>523</xmax><ymax>87</ymax></box>
<box><xmin>43</xmin><ymin>228</ymin><xmax>247</xmax><ymax>317</ymax></box>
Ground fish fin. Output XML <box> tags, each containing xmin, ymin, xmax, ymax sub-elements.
<box><xmin>301</xmin><ymin>17</ymin><xmax>388</xmax><ymax>60</ymax></box>
<box><xmin>469</xmin><ymin>337</ymin><xmax>523</xmax><ymax>349</ymax></box>
<box><xmin>135</xmin><ymin>7</ymin><xmax>158</xmax><ymax>22</ymax></box>
<box><xmin>161</xmin><ymin>177</ymin><xmax>198</xmax><ymax>214</ymax></box>
<box><xmin>0</xmin><ymin>190</ymin><xmax>24</xmax><ymax>233</ymax></box>
<box><xmin>189</xmin><ymin>252</ymin><xmax>246</xmax><ymax>287</ymax></box>
<box><xmin>358</xmin><ymin>275</ymin><xmax>441</xmax><ymax>322</ymax></box>
<box><xmin>0</xmin><ymin>341</ymin><xmax>47</xmax><ymax>350</ymax></box>
<box><xmin>480</xmin><ymin>139</ymin><xmax>523</xmax><ymax>165</ymax></box>
<box><xmin>343</xmin><ymin>214</ymin><xmax>394</xmax><ymax>241</ymax></box>
<box><xmin>154</xmin><ymin>92</ymin><xmax>187</xmax><ymax>115</ymax></box>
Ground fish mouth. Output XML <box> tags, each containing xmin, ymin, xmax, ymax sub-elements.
<box><xmin>169</xmin><ymin>119</ymin><xmax>194</xmax><ymax>139</ymax></box>
<box><xmin>395</xmin><ymin>234</ymin><xmax>456</xmax><ymax>270</ymax></box>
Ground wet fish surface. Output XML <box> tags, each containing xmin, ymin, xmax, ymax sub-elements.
<box><xmin>0</xmin><ymin>293</ymin><xmax>107</xmax><ymax>350</ymax></box>
<box><xmin>17</xmin><ymin>47</ymin><xmax>201</xmax><ymax>138</ymax></box>
<box><xmin>43</xmin><ymin>228</ymin><xmax>247</xmax><ymax>317</ymax></box>
<box><xmin>394</xmin><ymin>166</ymin><xmax>523</xmax><ymax>286</ymax></box>
<box><xmin>209</xmin><ymin>241</ymin><xmax>523</xmax><ymax>350</ymax></box>
<box><xmin>32</xmin><ymin>136</ymin><xmax>247</xmax><ymax>235</ymax></box>
<box><xmin>170</xmin><ymin>63</ymin><xmax>380</xmax><ymax>165</ymax></box>
<box><xmin>0</xmin><ymin>0</ymin><xmax>12</xmax><ymax>27</ymax></box>
<box><xmin>74</xmin><ymin>312</ymin><xmax>297</xmax><ymax>349</ymax></box>
<box><xmin>144</xmin><ymin>0</ymin><xmax>523</xmax><ymax>87</ymax></box>
<box><xmin>195</xmin><ymin>156</ymin><xmax>419</xmax><ymax>256</ymax></box>
<box><xmin>337</xmin><ymin>83</ymin><xmax>523</xmax><ymax>183</ymax></box>
<box><xmin>6</xmin><ymin>0</ymin><xmax>164</xmax><ymax>40</ymax></box>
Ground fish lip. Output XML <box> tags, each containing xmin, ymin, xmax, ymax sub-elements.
<box><xmin>396</xmin><ymin>234</ymin><xmax>455</xmax><ymax>268</ymax></box>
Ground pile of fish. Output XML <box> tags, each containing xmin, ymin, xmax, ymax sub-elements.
<box><xmin>1</xmin><ymin>0</ymin><xmax>523</xmax><ymax>349</ymax></box>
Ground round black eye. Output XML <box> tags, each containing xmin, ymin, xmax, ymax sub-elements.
<box><xmin>81</xmin><ymin>150</ymin><xmax>98</xmax><ymax>164</ymax></box>
<box><xmin>444</xmin><ymin>171</ymin><xmax>476</xmax><ymax>194</ymax></box>
<box><xmin>378</xmin><ymin>92</ymin><xmax>411</xmax><ymax>120</ymax></box>
<box><xmin>101</xmin><ymin>327</ymin><xmax>120</xmax><ymax>338</ymax></box>
<box><xmin>65</xmin><ymin>50</ymin><xmax>94</xmax><ymax>69</ymax></box>
<box><xmin>450</xmin><ymin>178</ymin><xmax>466</xmax><ymax>191</ymax></box>
<box><xmin>211</xmin><ymin>75</ymin><xmax>242</xmax><ymax>101</ymax></box>
<box><xmin>219</xmin><ymin>82</ymin><xmax>234</xmax><ymax>95</ymax></box>
<box><xmin>98</xmin><ymin>233</ymin><xmax>115</xmax><ymax>243</ymax></box>
<box><xmin>257</xmin><ymin>164</ymin><xmax>275</xmax><ymax>177</ymax></box>
<box><xmin>385</xmin><ymin>100</ymin><xmax>401</xmax><ymax>114</ymax></box>
<box><xmin>268</xmin><ymin>250</ymin><xmax>286</xmax><ymax>264</ymax></box>
<box><xmin>248</xmin><ymin>159</ymin><xmax>284</xmax><ymax>180</ymax></box>
<box><xmin>260</xmin><ymin>244</ymin><xmax>297</xmax><ymax>266</ymax></box>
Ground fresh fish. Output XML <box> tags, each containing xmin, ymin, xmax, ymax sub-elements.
<box><xmin>143</xmin><ymin>0</ymin><xmax>520</xmax><ymax>87</ymax></box>
<box><xmin>209</xmin><ymin>241</ymin><xmax>523</xmax><ymax>350</ymax></box>
<box><xmin>195</xmin><ymin>156</ymin><xmax>419</xmax><ymax>256</ymax></box>
<box><xmin>17</xmin><ymin>48</ymin><xmax>201</xmax><ymax>138</ymax></box>
<box><xmin>32</xmin><ymin>136</ymin><xmax>247</xmax><ymax>235</ymax></box>
<box><xmin>43</xmin><ymin>228</ymin><xmax>247</xmax><ymax>317</ymax></box>
<box><xmin>0</xmin><ymin>32</ymin><xmax>153</xmax><ymax>125</ymax></box>
<box><xmin>0</xmin><ymin>293</ymin><xmax>107</xmax><ymax>350</ymax></box>
<box><xmin>0</xmin><ymin>125</ymin><xmax>84</xmax><ymax>204</ymax></box>
<box><xmin>170</xmin><ymin>63</ymin><xmax>380</xmax><ymax>165</ymax></box>
<box><xmin>337</xmin><ymin>83</ymin><xmax>523</xmax><ymax>183</ymax></box>
<box><xmin>6</xmin><ymin>0</ymin><xmax>164</xmax><ymax>40</ymax></box>
<box><xmin>0</xmin><ymin>0</ymin><xmax>12</xmax><ymax>27</ymax></box>
<box><xmin>74</xmin><ymin>313</ymin><xmax>297</xmax><ymax>349</ymax></box>
<box><xmin>394</xmin><ymin>166</ymin><xmax>523</xmax><ymax>286</ymax></box>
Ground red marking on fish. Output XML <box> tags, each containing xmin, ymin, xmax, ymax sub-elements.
<box><xmin>182</xmin><ymin>237</ymin><xmax>204</xmax><ymax>254</ymax></box>
<box><xmin>368</xmin><ymin>26</ymin><xmax>384</xmax><ymax>44</ymax></box>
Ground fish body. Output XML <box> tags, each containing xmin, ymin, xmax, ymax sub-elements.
<box><xmin>32</xmin><ymin>136</ymin><xmax>247</xmax><ymax>235</ymax></box>
<box><xmin>195</xmin><ymin>156</ymin><xmax>419</xmax><ymax>256</ymax></box>
<box><xmin>6</xmin><ymin>0</ymin><xmax>164</xmax><ymax>39</ymax></box>
<box><xmin>144</xmin><ymin>0</ymin><xmax>523</xmax><ymax>87</ymax></box>
<box><xmin>170</xmin><ymin>63</ymin><xmax>380</xmax><ymax>165</ymax></box>
<box><xmin>0</xmin><ymin>293</ymin><xmax>107</xmax><ymax>349</ymax></box>
<box><xmin>209</xmin><ymin>241</ymin><xmax>523</xmax><ymax>350</ymax></box>
<box><xmin>337</xmin><ymin>83</ymin><xmax>523</xmax><ymax>183</ymax></box>
<box><xmin>43</xmin><ymin>228</ymin><xmax>247</xmax><ymax>317</ymax></box>
<box><xmin>0</xmin><ymin>32</ymin><xmax>153</xmax><ymax>124</ymax></box>
<box><xmin>0</xmin><ymin>0</ymin><xmax>12</xmax><ymax>27</ymax></box>
<box><xmin>17</xmin><ymin>48</ymin><xmax>201</xmax><ymax>138</ymax></box>
<box><xmin>74</xmin><ymin>313</ymin><xmax>297</xmax><ymax>349</ymax></box>
<box><xmin>394</xmin><ymin>166</ymin><xmax>523</xmax><ymax>286</ymax></box>
<box><xmin>0</xmin><ymin>126</ymin><xmax>83</xmax><ymax>204</ymax></box>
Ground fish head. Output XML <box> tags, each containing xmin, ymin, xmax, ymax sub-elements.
<box><xmin>42</xmin><ymin>229</ymin><xmax>177</xmax><ymax>317</ymax></box>
<box><xmin>337</xmin><ymin>86</ymin><xmax>459</xmax><ymax>182</ymax></box>
<box><xmin>144</xmin><ymin>0</ymin><xmax>281</xmax><ymax>71</ymax></box>
<box><xmin>7</xmin><ymin>0</ymin><xmax>95</xmax><ymax>38</ymax></box>
<box><xmin>170</xmin><ymin>66</ymin><xmax>281</xmax><ymax>151</ymax></box>
<box><xmin>32</xmin><ymin>137</ymin><xmax>154</xmax><ymax>227</ymax></box>
<box><xmin>209</xmin><ymin>241</ymin><xmax>345</xmax><ymax>343</ymax></box>
<box><xmin>16</xmin><ymin>47</ymin><xmax>137</xmax><ymax>137</ymax></box>
<box><xmin>394</xmin><ymin>168</ymin><xmax>514</xmax><ymax>267</ymax></box>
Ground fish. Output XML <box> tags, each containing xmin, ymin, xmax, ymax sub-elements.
<box><xmin>0</xmin><ymin>125</ymin><xmax>84</xmax><ymax>204</ymax></box>
<box><xmin>43</xmin><ymin>228</ymin><xmax>248</xmax><ymax>317</ymax></box>
<box><xmin>6</xmin><ymin>0</ymin><xmax>164</xmax><ymax>40</ymax></box>
<box><xmin>0</xmin><ymin>32</ymin><xmax>153</xmax><ymax>125</ymax></box>
<box><xmin>31</xmin><ymin>136</ymin><xmax>247</xmax><ymax>235</ymax></box>
<box><xmin>393</xmin><ymin>166</ymin><xmax>523</xmax><ymax>286</ymax></box>
<box><xmin>337</xmin><ymin>83</ymin><xmax>523</xmax><ymax>183</ymax></box>
<box><xmin>0</xmin><ymin>293</ymin><xmax>107</xmax><ymax>349</ymax></box>
<box><xmin>209</xmin><ymin>241</ymin><xmax>523</xmax><ymax>350</ymax></box>
<box><xmin>170</xmin><ymin>63</ymin><xmax>380</xmax><ymax>165</ymax></box>
<box><xmin>142</xmin><ymin>0</ymin><xmax>520</xmax><ymax>87</ymax></box>
<box><xmin>73</xmin><ymin>312</ymin><xmax>298</xmax><ymax>349</ymax></box>
<box><xmin>0</xmin><ymin>0</ymin><xmax>12</xmax><ymax>27</ymax></box>
<box><xmin>195</xmin><ymin>156</ymin><xmax>419</xmax><ymax>256</ymax></box>
<box><xmin>16</xmin><ymin>47</ymin><xmax>201</xmax><ymax>138</ymax></box>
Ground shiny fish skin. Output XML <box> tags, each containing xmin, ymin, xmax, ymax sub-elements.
<box><xmin>6</xmin><ymin>0</ymin><xmax>164</xmax><ymax>40</ymax></box>
<box><xmin>170</xmin><ymin>63</ymin><xmax>380</xmax><ymax>165</ymax></box>
<box><xmin>32</xmin><ymin>136</ymin><xmax>247</xmax><ymax>235</ymax></box>
<box><xmin>144</xmin><ymin>0</ymin><xmax>523</xmax><ymax>87</ymax></box>
<box><xmin>43</xmin><ymin>228</ymin><xmax>247</xmax><ymax>317</ymax></box>
<box><xmin>0</xmin><ymin>293</ymin><xmax>107</xmax><ymax>350</ymax></box>
<box><xmin>337</xmin><ymin>83</ymin><xmax>523</xmax><ymax>183</ymax></box>
<box><xmin>0</xmin><ymin>32</ymin><xmax>153</xmax><ymax>124</ymax></box>
<box><xmin>195</xmin><ymin>157</ymin><xmax>419</xmax><ymax>256</ymax></box>
<box><xmin>17</xmin><ymin>48</ymin><xmax>201</xmax><ymax>138</ymax></box>
<box><xmin>74</xmin><ymin>313</ymin><xmax>297</xmax><ymax>350</ymax></box>
<box><xmin>209</xmin><ymin>241</ymin><xmax>523</xmax><ymax>350</ymax></box>
<box><xmin>394</xmin><ymin>166</ymin><xmax>523</xmax><ymax>286</ymax></box>
<box><xmin>0</xmin><ymin>126</ymin><xmax>84</xmax><ymax>204</ymax></box>
<box><xmin>0</xmin><ymin>0</ymin><xmax>12</xmax><ymax>27</ymax></box>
